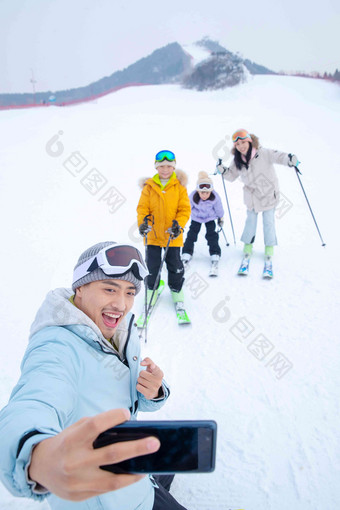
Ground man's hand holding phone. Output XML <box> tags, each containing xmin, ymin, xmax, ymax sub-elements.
<box><xmin>137</xmin><ymin>357</ymin><xmax>164</xmax><ymax>400</ymax></box>
<box><xmin>93</xmin><ymin>420</ymin><xmax>217</xmax><ymax>474</ymax></box>
<box><xmin>28</xmin><ymin>409</ymin><xmax>160</xmax><ymax>502</ymax></box>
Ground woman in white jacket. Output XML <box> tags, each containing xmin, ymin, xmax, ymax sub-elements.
<box><xmin>217</xmin><ymin>129</ymin><xmax>299</xmax><ymax>277</ymax></box>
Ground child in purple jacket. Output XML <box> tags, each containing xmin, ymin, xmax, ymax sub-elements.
<box><xmin>182</xmin><ymin>172</ymin><xmax>224</xmax><ymax>275</ymax></box>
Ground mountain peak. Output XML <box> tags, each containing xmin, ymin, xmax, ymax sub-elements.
<box><xmin>195</xmin><ymin>37</ymin><xmax>232</xmax><ymax>55</ymax></box>
<box><xmin>0</xmin><ymin>38</ymin><xmax>275</xmax><ymax>107</ymax></box>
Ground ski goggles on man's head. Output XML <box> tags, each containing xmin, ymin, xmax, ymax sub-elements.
<box><xmin>232</xmin><ymin>129</ymin><xmax>252</xmax><ymax>143</ymax></box>
<box><xmin>72</xmin><ymin>244</ymin><xmax>149</xmax><ymax>286</ymax></box>
<box><xmin>197</xmin><ymin>182</ymin><xmax>213</xmax><ymax>191</ymax></box>
<box><xmin>155</xmin><ymin>150</ymin><xmax>176</xmax><ymax>163</ymax></box>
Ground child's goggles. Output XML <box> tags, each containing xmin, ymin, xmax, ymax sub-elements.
<box><xmin>72</xmin><ymin>244</ymin><xmax>149</xmax><ymax>285</ymax></box>
<box><xmin>197</xmin><ymin>182</ymin><xmax>213</xmax><ymax>191</ymax></box>
<box><xmin>155</xmin><ymin>150</ymin><xmax>176</xmax><ymax>163</ymax></box>
<box><xmin>232</xmin><ymin>129</ymin><xmax>252</xmax><ymax>143</ymax></box>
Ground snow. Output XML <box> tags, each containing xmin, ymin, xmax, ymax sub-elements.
<box><xmin>0</xmin><ymin>75</ymin><xmax>339</xmax><ymax>510</ymax></box>
<box><xmin>182</xmin><ymin>42</ymin><xmax>211</xmax><ymax>66</ymax></box>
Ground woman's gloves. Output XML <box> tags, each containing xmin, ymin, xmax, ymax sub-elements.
<box><xmin>288</xmin><ymin>154</ymin><xmax>300</xmax><ymax>168</ymax></box>
<box><xmin>215</xmin><ymin>159</ymin><xmax>228</xmax><ymax>175</ymax></box>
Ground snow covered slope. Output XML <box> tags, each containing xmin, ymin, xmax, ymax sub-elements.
<box><xmin>0</xmin><ymin>75</ymin><xmax>339</xmax><ymax>510</ymax></box>
<box><xmin>182</xmin><ymin>42</ymin><xmax>211</xmax><ymax>66</ymax></box>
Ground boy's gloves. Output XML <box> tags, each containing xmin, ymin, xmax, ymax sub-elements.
<box><xmin>168</xmin><ymin>220</ymin><xmax>182</xmax><ymax>239</ymax></box>
<box><xmin>218</xmin><ymin>217</ymin><xmax>224</xmax><ymax>228</ymax></box>
<box><xmin>139</xmin><ymin>223</ymin><xmax>152</xmax><ymax>236</ymax></box>
<box><xmin>216</xmin><ymin>158</ymin><xmax>227</xmax><ymax>175</ymax></box>
<box><xmin>288</xmin><ymin>154</ymin><xmax>300</xmax><ymax>168</ymax></box>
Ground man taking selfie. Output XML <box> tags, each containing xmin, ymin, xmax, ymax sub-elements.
<box><xmin>0</xmin><ymin>241</ymin><xmax>188</xmax><ymax>509</ymax></box>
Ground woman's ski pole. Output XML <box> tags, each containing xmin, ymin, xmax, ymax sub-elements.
<box><xmin>294</xmin><ymin>167</ymin><xmax>326</xmax><ymax>247</ymax></box>
<box><xmin>217</xmin><ymin>159</ymin><xmax>236</xmax><ymax>245</ymax></box>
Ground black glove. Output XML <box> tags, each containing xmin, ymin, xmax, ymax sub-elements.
<box><xmin>218</xmin><ymin>217</ymin><xmax>224</xmax><ymax>228</ymax></box>
<box><xmin>168</xmin><ymin>220</ymin><xmax>182</xmax><ymax>239</ymax></box>
<box><xmin>139</xmin><ymin>223</ymin><xmax>152</xmax><ymax>236</ymax></box>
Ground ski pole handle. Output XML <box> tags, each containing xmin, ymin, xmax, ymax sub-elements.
<box><xmin>215</xmin><ymin>158</ymin><xmax>226</xmax><ymax>175</ymax></box>
<box><xmin>140</xmin><ymin>214</ymin><xmax>154</xmax><ymax>237</ymax></box>
<box><xmin>144</xmin><ymin>214</ymin><xmax>154</xmax><ymax>225</ymax></box>
<box><xmin>166</xmin><ymin>220</ymin><xmax>183</xmax><ymax>239</ymax></box>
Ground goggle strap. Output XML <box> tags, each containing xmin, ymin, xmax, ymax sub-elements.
<box><xmin>73</xmin><ymin>257</ymin><xmax>98</xmax><ymax>284</ymax></box>
<box><xmin>87</xmin><ymin>258</ymin><xmax>99</xmax><ymax>272</ymax></box>
<box><xmin>72</xmin><ymin>250</ymin><xmax>108</xmax><ymax>282</ymax></box>
<box><xmin>72</xmin><ymin>253</ymin><xmax>148</xmax><ymax>285</ymax></box>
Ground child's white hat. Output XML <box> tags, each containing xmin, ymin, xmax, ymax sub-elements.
<box><xmin>196</xmin><ymin>171</ymin><xmax>213</xmax><ymax>191</ymax></box>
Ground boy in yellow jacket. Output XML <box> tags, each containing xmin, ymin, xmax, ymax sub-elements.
<box><xmin>137</xmin><ymin>150</ymin><xmax>191</xmax><ymax>317</ymax></box>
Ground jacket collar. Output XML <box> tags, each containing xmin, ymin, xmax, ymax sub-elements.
<box><xmin>29</xmin><ymin>287</ymin><xmax>132</xmax><ymax>357</ymax></box>
<box><xmin>152</xmin><ymin>171</ymin><xmax>176</xmax><ymax>190</ymax></box>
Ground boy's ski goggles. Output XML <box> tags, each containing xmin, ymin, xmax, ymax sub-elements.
<box><xmin>197</xmin><ymin>182</ymin><xmax>213</xmax><ymax>191</ymax></box>
<box><xmin>155</xmin><ymin>150</ymin><xmax>176</xmax><ymax>163</ymax></box>
<box><xmin>72</xmin><ymin>244</ymin><xmax>149</xmax><ymax>285</ymax></box>
<box><xmin>232</xmin><ymin>129</ymin><xmax>252</xmax><ymax>143</ymax></box>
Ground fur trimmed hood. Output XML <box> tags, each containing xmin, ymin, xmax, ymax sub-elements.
<box><xmin>138</xmin><ymin>169</ymin><xmax>188</xmax><ymax>189</ymax></box>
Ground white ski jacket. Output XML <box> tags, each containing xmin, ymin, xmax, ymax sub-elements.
<box><xmin>224</xmin><ymin>147</ymin><xmax>291</xmax><ymax>213</ymax></box>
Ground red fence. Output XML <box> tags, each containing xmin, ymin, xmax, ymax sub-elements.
<box><xmin>0</xmin><ymin>82</ymin><xmax>151</xmax><ymax>111</ymax></box>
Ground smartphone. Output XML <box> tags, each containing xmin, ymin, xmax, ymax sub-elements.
<box><xmin>93</xmin><ymin>420</ymin><xmax>217</xmax><ymax>474</ymax></box>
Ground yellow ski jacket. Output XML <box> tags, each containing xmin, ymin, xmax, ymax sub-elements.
<box><xmin>137</xmin><ymin>170</ymin><xmax>191</xmax><ymax>247</ymax></box>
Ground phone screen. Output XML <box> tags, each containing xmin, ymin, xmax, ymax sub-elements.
<box><xmin>93</xmin><ymin>420</ymin><xmax>216</xmax><ymax>474</ymax></box>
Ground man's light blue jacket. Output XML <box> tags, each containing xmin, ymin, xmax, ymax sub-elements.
<box><xmin>0</xmin><ymin>288</ymin><xmax>169</xmax><ymax>509</ymax></box>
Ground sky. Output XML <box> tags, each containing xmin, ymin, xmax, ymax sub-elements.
<box><xmin>0</xmin><ymin>0</ymin><xmax>340</xmax><ymax>94</ymax></box>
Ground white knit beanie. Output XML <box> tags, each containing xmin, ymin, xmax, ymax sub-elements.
<box><xmin>196</xmin><ymin>171</ymin><xmax>213</xmax><ymax>190</ymax></box>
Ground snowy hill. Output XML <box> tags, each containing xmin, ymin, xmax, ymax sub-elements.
<box><xmin>0</xmin><ymin>38</ymin><xmax>273</xmax><ymax>107</ymax></box>
<box><xmin>0</xmin><ymin>74</ymin><xmax>339</xmax><ymax>510</ymax></box>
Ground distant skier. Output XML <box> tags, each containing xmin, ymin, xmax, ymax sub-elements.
<box><xmin>181</xmin><ymin>171</ymin><xmax>224</xmax><ymax>277</ymax></box>
<box><xmin>216</xmin><ymin>129</ymin><xmax>299</xmax><ymax>277</ymax></box>
<box><xmin>137</xmin><ymin>150</ymin><xmax>191</xmax><ymax>323</ymax></box>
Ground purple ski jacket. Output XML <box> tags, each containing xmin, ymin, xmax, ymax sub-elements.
<box><xmin>189</xmin><ymin>190</ymin><xmax>224</xmax><ymax>224</ymax></box>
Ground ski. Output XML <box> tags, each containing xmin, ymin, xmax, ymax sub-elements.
<box><xmin>209</xmin><ymin>260</ymin><xmax>219</xmax><ymax>277</ymax></box>
<box><xmin>136</xmin><ymin>280</ymin><xmax>165</xmax><ymax>329</ymax></box>
<box><xmin>175</xmin><ymin>302</ymin><xmax>191</xmax><ymax>325</ymax></box>
<box><xmin>238</xmin><ymin>255</ymin><xmax>250</xmax><ymax>276</ymax></box>
<box><xmin>262</xmin><ymin>258</ymin><xmax>273</xmax><ymax>279</ymax></box>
